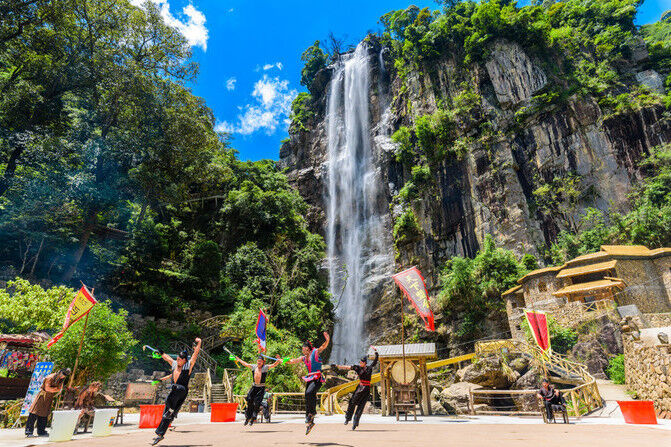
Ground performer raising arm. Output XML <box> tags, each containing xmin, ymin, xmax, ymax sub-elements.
<box><xmin>152</xmin><ymin>338</ymin><xmax>201</xmax><ymax>446</ymax></box>
<box><xmin>331</xmin><ymin>346</ymin><xmax>378</xmax><ymax>430</ymax></box>
<box><xmin>235</xmin><ymin>354</ymin><xmax>282</xmax><ymax>426</ymax></box>
<box><xmin>287</xmin><ymin>332</ymin><xmax>330</xmax><ymax>435</ymax></box>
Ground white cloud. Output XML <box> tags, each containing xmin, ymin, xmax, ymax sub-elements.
<box><xmin>217</xmin><ymin>75</ymin><xmax>297</xmax><ymax>135</ymax></box>
<box><xmin>256</xmin><ymin>62</ymin><xmax>284</xmax><ymax>72</ymax></box>
<box><xmin>130</xmin><ymin>0</ymin><xmax>208</xmax><ymax>51</ymax></box>
<box><xmin>226</xmin><ymin>77</ymin><xmax>237</xmax><ymax>91</ymax></box>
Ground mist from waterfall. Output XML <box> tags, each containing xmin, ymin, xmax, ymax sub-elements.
<box><xmin>326</xmin><ymin>42</ymin><xmax>394</xmax><ymax>363</ymax></box>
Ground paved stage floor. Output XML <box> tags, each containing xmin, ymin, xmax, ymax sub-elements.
<box><xmin>1</xmin><ymin>413</ymin><xmax>669</xmax><ymax>447</ymax></box>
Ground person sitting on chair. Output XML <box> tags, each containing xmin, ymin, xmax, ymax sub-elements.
<box><xmin>74</xmin><ymin>381</ymin><xmax>114</xmax><ymax>433</ymax></box>
<box><xmin>536</xmin><ymin>379</ymin><xmax>565</xmax><ymax>421</ymax></box>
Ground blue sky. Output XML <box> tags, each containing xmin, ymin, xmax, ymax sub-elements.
<box><xmin>135</xmin><ymin>0</ymin><xmax>671</xmax><ymax>162</ymax></box>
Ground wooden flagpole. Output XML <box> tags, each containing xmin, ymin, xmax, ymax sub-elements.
<box><xmin>400</xmin><ymin>291</ymin><xmax>406</xmax><ymax>384</ymax></box>
<box><xmin>68</xmin><ymin>286</ymin><xmax>94</xmax><ymax>388</ymax></box>
<box><xmin>68</xmin><ymin>311</ymin><xmax>89</xmax><ymax>388</ymax></box>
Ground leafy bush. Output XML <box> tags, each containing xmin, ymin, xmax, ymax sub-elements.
<box><xmin>300</xmin><ymin>41</ymin><xmax>328</xmax><ymax>90</ymax></box>
<box><xmin>393</xmin><ymin>209</ymin><xmax>422</xmax><ymax>245</ymax></box>
<box><xmin>521</xmin><ymin>317</ymin><xmax>578</xmax><ymax>355</ymax></box>
<box><xmin>0</xmin><ymin>278</ymin><xmax>137</xmax><ymax>383</ymax></box>
<box><xmin>392</xmin><ymin>126</ymin><xmax>415</xmax><ymax>164</ymax></box>
<box><xmin>46</xmin><ymin>301</ymin><xmax>137</xmax><ymax>383</ymax></box>
<box><xmin>606</xmin><ymin>354</ymin><xmax>625</xmax><ymax>384</ymax></box>
<box><xmin>290</xmin><ymin>92</ymin><xmax>314</xmax><ymax>132</ymax></box>
<box><xmin>438</xmin><ymin>235</ymin><xmax>528</xmax><ymax>339</ymax></box>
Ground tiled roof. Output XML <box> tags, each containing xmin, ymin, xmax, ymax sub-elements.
<box><xmin>601</xmin><ymin>245</ymin><xmax>651</xmax><ymax>256</ymax></box>
<box><xmin>369</xmin><ymin>343</ymin><xmax>437</xmax><ymax>359</ymax></box>
<box><xmin>516</xmin><ymin>265</ymin><xmax>564</xmax><ymax>284</ymax></box>
<box><xmin>564</xmin><ymin>251</ymin><xmax>610</xmax><ymax>267</ymax></box>
<box><xmin>0</xmin><ymin>332</ymin><xmax>49</xmax><ymax>346</ymax></box>
<box><xmin>502</xmin><ymin>285</ymin><xmax>522</xmax><ymax>297</ymax></box>
<box><xmin>556</xmin><ymin>260</ymin><xmax>617</xmax><ymax>279</ymax></box>
<box><xmin>553</xmin><ymin>278</ymin><xmax>625</xmax><ymax>297</ymax></box>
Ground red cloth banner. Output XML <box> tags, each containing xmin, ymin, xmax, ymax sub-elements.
<box><xmin>392</xmin><ymin>267</ymin><xmax>435</xmax><ymax>331</ymax></box>
<box><xmin>47</xmin><ymin>286</ymin><xmax>97</xmax><ymax>348</ymax></box>
<box><xmin>524</xmin><ymin>310</ymin><xmax>551</xmax><ymax>352</ymax></box>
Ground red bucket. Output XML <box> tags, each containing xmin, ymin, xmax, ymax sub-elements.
<box><xmin>139</xmin><ymin>404</ymin><xmax>165</xmax><ymax>428</ymax></box>
<box><xmin>617</xmin><ymin>401</ymin><xmax>657</xmax><ymax>424</ymax></box>
<box><xmin>210</xmin><ymin>402</ymin><xmax>238</xmax><ymax>422</ymax></box>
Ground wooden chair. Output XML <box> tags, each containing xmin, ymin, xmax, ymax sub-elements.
<box><xmin>393</xmin><ymin>385</ymin><xmax>418</xmax><ymax>421</ymax></box>
<box><xmin>539</xmin><ymin>398</ymin><xmax>569</xmax><ymax>424</ymax></box>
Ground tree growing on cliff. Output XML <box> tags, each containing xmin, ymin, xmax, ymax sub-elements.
<box><xmin>437</xmin><ymin>235</ymin><xmax>529</xmax><ymax>338</ymax></box>
<box><xmin>300</xmin><ymin>40</ymin><xmax>328</xmax><ymax>91</ymax></box>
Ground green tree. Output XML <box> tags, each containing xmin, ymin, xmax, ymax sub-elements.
<box><xmin>0</xmin><ymin>278</ymin><xmax>136</xmax><ymax>382</ymax></box>
<box><xmin>45</xmin><ymin>301</ymin><xmax>137</xmax><ymax>383</ymax></box>
<box><xmin>438</xmin><ymin>235</ymin><xmax>527</xmax><ymax>338</ymax></box>
<box><xmin>300</xmin><ymin>41</ymin><xmax>328</xmax><ymax>90</ymax></box>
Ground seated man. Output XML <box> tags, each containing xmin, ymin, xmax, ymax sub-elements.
<box><xmin>536</xmin><ymin>379</ymin><xmax>565</xmax><ymax>421</ymax></box>
<box><xmin>260</xmin><ymin>390</ymin><xmax>273</xmax><ymax>422</ymax></box>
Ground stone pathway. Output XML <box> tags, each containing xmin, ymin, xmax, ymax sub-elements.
<box><xmin>590</xmin><ymin>379</ymin><xmax>631</xmax><ymax>418</ymax></box>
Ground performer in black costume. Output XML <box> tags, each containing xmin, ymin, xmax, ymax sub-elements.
<box><xmin>151</xmin><ymin>337</ymin><xmax>201</xmax><ymax>445</ymax></box>
<box><xmin>235</xmin><ymin>354</ymin><xmax>282</xmax><ymax>426</ymax></box>
<box><xmin>331</xmin><ymin>346</ymin><xmax>378</xmax><ymax>430</ymax></box>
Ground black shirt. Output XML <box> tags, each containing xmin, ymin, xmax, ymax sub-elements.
<box><xmin>350</xmin><ymin>352</ymin><xmax>379</xmax><ymax>383</ymax></box>
<box><xmin>538</xmin><ymin>385</ymin><xmax>556</xmax><ymax>400</ymax></box>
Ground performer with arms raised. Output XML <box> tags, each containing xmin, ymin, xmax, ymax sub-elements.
<box><xmin>331</xmin><ymin>346</ymin><xmax>378</xmax><ymax>430</ymax></box>
<box><xmin>151</xmin><ymin>338</ymin><xmax>201</xmax><ymax>446</ymax></box>
<box><xmin>287</xmin><ymin>332</ymin><xmax>330</xmax><ymax>435</ymax></box>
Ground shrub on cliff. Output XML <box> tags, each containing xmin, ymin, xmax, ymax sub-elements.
<box><xmin>300</xmin><ymin>40</ymin><xmax>328</xmax><ymax>91</ymax></box>
<box><xmin>393</xmin><ymin>209</ymin><xmax>422</xmax><ymax>246</ymax></box>
<box><xmin>438</xmin><ymin>235</ymin><xmax>528</xmax><ymax>338</ymax></box>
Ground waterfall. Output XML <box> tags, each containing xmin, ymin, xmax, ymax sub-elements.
<box><xmin>326</xmin><ymin>43</ymin><xmax>394</xmax><ymax>362</ymax></box>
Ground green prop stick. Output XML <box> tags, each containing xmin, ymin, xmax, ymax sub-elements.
<box><xmin>143</xmin><ymin>345</ymin><xmax>176</xmax><ymax>360</ymax></box>
<box><xmin>223</xmin><ymin>346</ymin><xmax>241</xmax><ymax>366</ymax></box>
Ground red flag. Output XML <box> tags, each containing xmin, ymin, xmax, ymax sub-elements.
<box><xmin>392</xmin><ymin>266</ymin><xmax>435</xmax><ymax>331</ymax></box>
<box><xmin>47</xmin><ymin>286</ymin><xmax>97</xmax><ymax>348</ymax></box>
<box><xmin>524</xmin><ymin>310</ymin><xmax>551</xmax><ymax>352</ymax></box>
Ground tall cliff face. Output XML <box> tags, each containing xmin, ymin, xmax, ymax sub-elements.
<box><xmin>279</xmin><ymin>37</ymin><xmax>671</xmax><ymax>348</ymax></box>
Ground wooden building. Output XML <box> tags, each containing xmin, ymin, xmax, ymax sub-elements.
<box><xmin>369</xmin><ymin>343</ymin><xmax>436</xmax><ymax>417</ymax></box>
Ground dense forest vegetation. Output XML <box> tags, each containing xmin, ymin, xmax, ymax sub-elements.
<box><xmin>0</xmin><ymin>0</ymin><xmax>333</xmax><ymax>370</ymax></box>
<box><xmin>2</xmin><ymin>0</ymin><xmax>671</xmax><ymax>381</ymax></box>
<box><xmin>291</xmin><ymin>0</ymin><xmax>671</xmax><ymax>340</ymax></box>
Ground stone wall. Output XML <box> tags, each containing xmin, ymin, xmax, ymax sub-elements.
<box><xmin>645</xmin><ymin>313</ymin><xmax>671</xmax><ymax>328</ymax></box>
<box><xmin>103</xmin><ymin>370</ymin><xmax>208</xmax><ymax>412</ymax></box>
<box><xmin>615</xmin><ymin>259</ymin><xmax>671</xmax><ymax>313</ymax></box>
<box><xmin>521</xmin><ymin>274</ymin><xmax>563</xmax><ymax>308</ymax></box>
<box><xmin>622</xmin><ymin>324</ymin><xmax>671</xmax><ymax>415</ymax></box>
<box><xmin>126</xmin><ymin>308</ymin><xmax>213</xmax><ymax>337</ymax></box>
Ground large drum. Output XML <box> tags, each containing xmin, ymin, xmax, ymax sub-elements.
<box><xmin>390</xmin><ymin>359</ymin><xmax>416</xmax><ymax>385</ymax></box>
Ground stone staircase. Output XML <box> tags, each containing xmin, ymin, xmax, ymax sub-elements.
<box><xmin>210</xmin><ymin>383</ymin><xmax>229</xmax><ymax>404</ymax></box>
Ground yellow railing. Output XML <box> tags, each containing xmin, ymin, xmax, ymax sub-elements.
<box><xmin>320</xmin><ymin>352</ymin><xmax>476</xmax><ymax>415</ymax></box>
<box><xmin>203</xmin><ymin>368</ymin><xmax>213</xmax><ymax>410</ymax></box>
<box><xmin>471</xmin><ymin>339</ymin><xmax>602</xmax><ymax>417</ymax></box>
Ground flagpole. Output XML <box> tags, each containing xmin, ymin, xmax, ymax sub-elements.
<box><xmin>69</xmin><ymin>311</ymin><xmax>89</xmax><ymax>388</ymax></box>
<box><xmin>400</xmin><ymin>290</ymin><xmax>406</xmax><ymax>384</ymax></box>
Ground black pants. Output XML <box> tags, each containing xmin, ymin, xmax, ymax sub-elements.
<box><xmin>543</xmin><ymin>393</ymin><xmax>566</xmax><ymax>420</ymax></box>
<box><xmin>260</xmin><ymin>400</ymin><xmax>270</xmax><ymax>420</ymax></box>
<box><xmin>305</xmin><ymin>380</ymin><xmax>321</xmax><ymax>419</ymax></box>
<box><xmin>25</xmin><ymin>413</ymin><xmax>47</xmax><ymax>435</ymax></box>
<box><xmin>345</xmin><ymin>385</ymin><xmax>370</xmax><ymax>424</ymax></box>
<box><xmin>245</xmin><ymin>386</ymin><xmax>265</xmax><ymax>421</ymax></box>
<box><xmin>156</xmin><ymin>384</ymin><xmax>188</xmax><ymax>436</ymax></box>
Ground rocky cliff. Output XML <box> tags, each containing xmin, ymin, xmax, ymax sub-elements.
<box><xmin>279</xmin><ymin>35</ymin><xmax>671</xmax><ymax>349</ymax></box>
